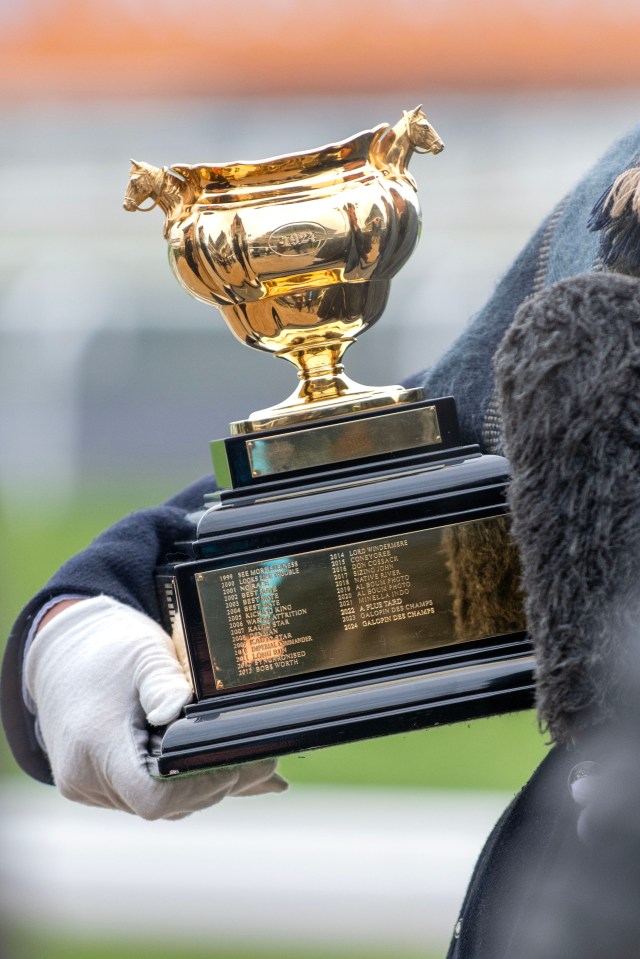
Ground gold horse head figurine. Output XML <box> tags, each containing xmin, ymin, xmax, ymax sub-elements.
<box><xmin>123</xmin><ymin>160</ymin><xmax>194</xmax><ymax>237</ymax></box>
<box><xmin>404</xmin><ymin>105</ymin><xmax>445</xmax><ymax>155</ymax></box>
<box><xmin>370</xmin><ymin>106</ymin><xmax>444</xmax><ymax>182</ymax></box>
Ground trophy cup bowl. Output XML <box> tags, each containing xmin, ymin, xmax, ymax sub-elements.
<box><xmin>124</xmin><ymin>107</ymin><xmax>442</xmax><ymax>431</ymax></box>
<box><xmin>124</xmin><ymin>108</ymin><xmax>534</xmax><ymax>778</ymax></box>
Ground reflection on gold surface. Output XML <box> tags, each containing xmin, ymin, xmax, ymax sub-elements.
<box><xmin>442</xmin><ymin>517</ymin><xmax>525</xmax><ymax>643</ymax></box>
<box><xmin>124</xmin><ymin>107</ymin><xmax>443</xmax><ymax>430</ymax></box>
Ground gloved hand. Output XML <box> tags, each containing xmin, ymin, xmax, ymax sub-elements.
<box><xmin>25</xmin><ymin>595</ymin><xmax>287</xmax><ymax>819</ymax></box>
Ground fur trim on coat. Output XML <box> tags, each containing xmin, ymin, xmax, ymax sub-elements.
<box><xmin>495</xmin><ymin>273</ymin><xmax>640</xmax><ymax>743</ymax></box>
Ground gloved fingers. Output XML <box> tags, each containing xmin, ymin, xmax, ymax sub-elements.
<box><xmin>114</xmin><ymin>760</ymin><xmax>244</xmax><ymax>820</ymax></box>
<box><xmin>127</xmin><ymin>717</ymin><xmax>287</xmax><ymax>815</ymax></box>
<box><xmin>48</xmin><ymin>733</ymin><xmax>147</xmax><ymax>815</ymax></box>
<box><xmin>137</xmin><ymin>767</ymin><xmax>287</xmax><ymax>818</ymax></box>
<box><xmin>234</xmin><ymin>771</ymin><xmax>289</xmax><ymax>796</ymax></box>
<box><xmin>115</xmin><ymin>706</ymin><xmax>248</xmax><ymax>819</ymax></box>
<box><xmin>121</xmin><ymin>611</ymin><xmax>193</xmax><ymax>725</ymax></box>
<box><xmin>149</xmin><ymin>724</ymin><xmax>288</xmax><ymax>797</ymax></box>
<box><xmin>229</xmin><ymin>758</ymin><xmax>288</xmax><ymax>796</ymax></box>
<box><xmin>143</xmin><ymin>681</ymin><xmax>193</xmax><ymax>728</ymax></box>
<box><xmin>54</xmin><ymin>732</ymin><xmax>243</xmax><ymax>820</ymax></box>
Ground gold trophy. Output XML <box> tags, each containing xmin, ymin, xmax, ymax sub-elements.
<box><xmin>124</xmin><ymin>108</ymin><xmax>532</xmax><ymax>777</ymax></box>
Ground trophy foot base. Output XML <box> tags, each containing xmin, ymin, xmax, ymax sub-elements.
<box><xmin>230</xmin><ymin>385</ymin><xmax>426</xmax><ymax>434</ymax></box>
<box><xmin>157</xmin><ymin>641</ymin><xmax>534</xmax><ymax>776</ymax></box>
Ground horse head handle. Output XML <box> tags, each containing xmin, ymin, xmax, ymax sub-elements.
<box><xmin>372</xmin><ymin>106</ymin><xmax>444</xmax><ymax>177</ymax></box>
<box><xmin>123</xmin><ymin>160</ymin><xmax>163</xmax><ymax>212</ymax></box>
<box><xmin>405</xmin><ymin>106</ymin><xmax>444</xmax><ymax>156</ymax></box>
<box><xmin>123</xmin><ymin>160</ymin><xmax>193</xmax><ymax>235</ymax></box>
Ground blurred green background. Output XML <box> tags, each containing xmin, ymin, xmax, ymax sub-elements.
<box><xmin>2</xmin><ymin>933</ymin><xmax>432</xmax><ymax>959</ymax></box>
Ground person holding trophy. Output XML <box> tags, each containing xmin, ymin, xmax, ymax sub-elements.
<box><xmin>4</xmin><ymin>106</ymin><xmax>640</xmax><ymax>956</ymax></box>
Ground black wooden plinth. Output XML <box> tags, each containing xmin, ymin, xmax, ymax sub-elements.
<box><xmin>155</xmin><ymin>395</ymin><xmax>533</xmax><ymax>777</ymax></box>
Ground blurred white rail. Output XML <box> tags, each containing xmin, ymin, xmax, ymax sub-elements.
<box><xmin>0</xmin><ymin>780</ymin><xmax>511</xmax><ymax>950</ymax></box>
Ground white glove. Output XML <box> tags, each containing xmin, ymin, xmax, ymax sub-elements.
<box><xmin>25</xmin><ymin>595</ymin><xmax>287</xmax><ymax>819</ymax></box>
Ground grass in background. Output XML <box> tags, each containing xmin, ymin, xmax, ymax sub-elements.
<box><xmin>0</xmin><ymin>486</ymin><xmax>549</xmax><ymax>789</ymax></box>
<box><xmin>280</xmin><ymin>709</ymin><xmax>548</xmax><ymax>791</ymax></box>
<box><xmin>3</xmin><ymin>930</ymin><xmax>434</xmax><ymax>959</ymax></box>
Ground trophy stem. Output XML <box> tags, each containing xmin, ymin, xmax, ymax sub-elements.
<box><xmin>280</xmin><ymin>338</ymin><xmax>356</xmax><ymax>403</ymax></box>
<box><xmin>229</xmin><ymin>336</ymin><xmax>425</xmax><ymax>434</ymax></box>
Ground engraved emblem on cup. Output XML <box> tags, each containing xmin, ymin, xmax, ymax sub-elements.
<box><xmin>123</xmin><ymin>106</ymin><xmax>443</xmax><ymax>427</ymax></box>
<box><xmin>268</xmin><ymin>222</ymin><xmax>327</xmax><ymax>257</ymax></box>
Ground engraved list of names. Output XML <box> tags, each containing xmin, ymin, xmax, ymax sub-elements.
<box><xmin>195</xmin><ymin>515</ymin><xmax>515</xmax><ymax>690</ymax></box>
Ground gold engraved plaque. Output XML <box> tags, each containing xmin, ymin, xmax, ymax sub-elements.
<box><xmin>246</xmin><ymin>405</ymin><xmax>442</xmax><ymax>478</ymax></box>
<box><xmin>196</xmin><ymin>514</ymin><xmax>525</xmax><ymax>691</ymax></box>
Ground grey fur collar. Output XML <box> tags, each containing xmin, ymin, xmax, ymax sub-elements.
<box><xmin>495</xmin><ymin>273</ymin><xmax>640</xmax><ymax>744</ymax></box>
